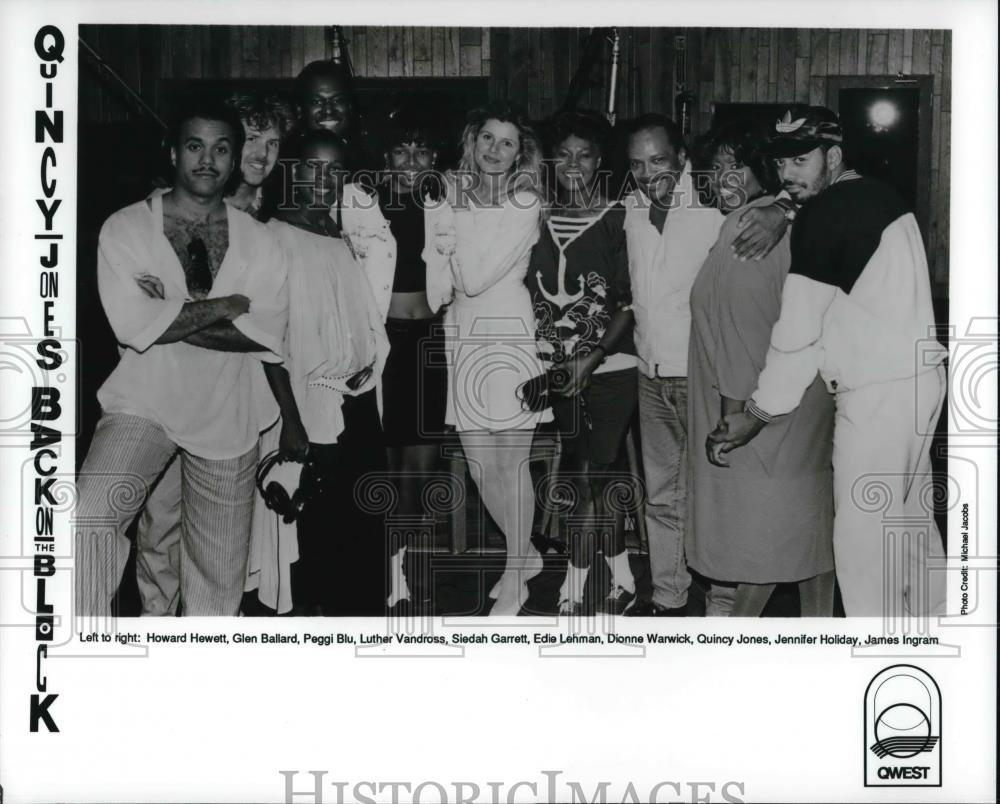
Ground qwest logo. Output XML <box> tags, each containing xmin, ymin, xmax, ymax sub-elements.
<box><xmin>864</xmin><ymin>664</ymin><xmax>941</xmax><ymax>787</ymax></box>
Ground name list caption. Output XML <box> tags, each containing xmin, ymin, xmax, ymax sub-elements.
<box><xmin>77</xmin><ymin>630</ymin><xmax>942</xmax><ymax>648</ymax></box>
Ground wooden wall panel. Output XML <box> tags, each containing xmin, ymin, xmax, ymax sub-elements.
<box><xmin>78</xmin><ymin>25</ymin><xmax>953</xmax><ymax>287</ymax></box>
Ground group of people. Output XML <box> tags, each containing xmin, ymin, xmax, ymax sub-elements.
<box><xmin>75</xmin><ymin>57</ymin><xmax>947</xmax><ymax>620</ymax></box>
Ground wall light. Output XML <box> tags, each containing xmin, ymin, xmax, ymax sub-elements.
<box><xmin>868</xmin><ymin>100</ymin><xmax>899</xmax><ymax>133</ymax></box>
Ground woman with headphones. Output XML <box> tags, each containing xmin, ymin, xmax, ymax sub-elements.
<box><xmin>253</xmin><ymin>128</ymin><xmax>390</xmax><ymax>616</ymax></box>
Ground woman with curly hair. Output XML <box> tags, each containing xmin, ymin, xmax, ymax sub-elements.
<box><xmin>425</xmin><ymin>103</ymin><xmax>549</xmax><ymax>615</ymax></box>
<box><xmin>526</xmin><ymin>109</ymin><xmax>638</xmax><ymax>615</ymax></box>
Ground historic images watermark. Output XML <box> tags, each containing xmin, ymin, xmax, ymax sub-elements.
<box><xmin>278</xmin><ymin>769</ymin><xmax>748</xmax><ymax>804</ymax></box>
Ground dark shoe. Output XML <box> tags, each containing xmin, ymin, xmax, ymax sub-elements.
<box><xmin>623</xmin><ymin>599</ymin><xmax>688</xmax><ymax>617</ymax></box>
<box><xmin>600</xmin><ymin>586</ymin><xmax>637</xmax><ymax>615</ymax></box>
<box><xmin>290</xmin><ymin>602</ymin><xmax>325</xmax><ymax>617</ymax></box>
<box><xmin>531</xmin><ymin>533</ymin><xmax>567</xmax><ymax>555</ymax></box>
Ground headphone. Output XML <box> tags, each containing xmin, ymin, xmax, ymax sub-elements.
<box><xmin>255</xmin><ymin>450</ymin><xmax>309</xmax><ymax>524</ymax></box>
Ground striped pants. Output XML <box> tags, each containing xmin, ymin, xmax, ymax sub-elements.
<box><xmin>74</xmin><ymin>412</ymin><xmax>257</xmax><ymax>618</ymax></box>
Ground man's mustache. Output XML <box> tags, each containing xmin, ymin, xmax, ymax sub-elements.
<box><xmin>639</xmin><ymin>173</ymin><xmax>678</xmax><ymax>187</ymax></box>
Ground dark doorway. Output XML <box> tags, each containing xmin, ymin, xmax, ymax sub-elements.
<box><xmin>827</xmin><ymin>76</ymin><xmax>934</xmax><ymax>247</ymax></box>
<box><xmin>837</xmin><ymin>87</ymin><xmax>921</xmax><ymax>213</ymax></box>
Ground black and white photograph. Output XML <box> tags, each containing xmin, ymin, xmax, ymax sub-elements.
<box><xmin>0</xmin><ymin>2</ymin><xmax>995</xmax><ymax>802</ymax></box>
<box><xmin>73</xmin><ymin>21</ymin><xmax>954</xmax><ymax>620</ymax></box>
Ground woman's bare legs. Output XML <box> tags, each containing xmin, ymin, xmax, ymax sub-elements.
<box><xmin>459</xmin><ymin>430</ymin><xmax>542</xmax><ymax>615</ymax></box>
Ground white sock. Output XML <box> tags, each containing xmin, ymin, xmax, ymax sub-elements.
<box><xmin>605</xmin><ymin>551</ymin><xmax>635</xmax><ymax>593</ymax></box>
<box><xmin>559</xmin><ymin>564</ymin><xmax>589</xmax><ymax>604</ymax></box>
<box><xmin>386</xmin><ymin>547</ymin><xmax>411</xmax><ymax>607</ymax></box>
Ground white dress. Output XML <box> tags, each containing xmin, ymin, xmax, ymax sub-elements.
<box><xmin>433</xmin><ymin>190</ymin><xmax>552</xmax><ymax>432</ymax></box>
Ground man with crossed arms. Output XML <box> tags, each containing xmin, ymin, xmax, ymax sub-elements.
<box><xmin>134</xmin><ymin>93</ymin><xmax>296</xmax><ymax>616</ymax></box>
<box><xmin>75</xmin><ymin>99</ymin><xmax>287</xmax><ymax>617</ymax></box>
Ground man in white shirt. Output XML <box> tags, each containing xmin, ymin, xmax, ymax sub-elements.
<box><xmin>134</xmin><ymin>92</ymin><xmax>296</xmax><ymax>617</ymax></box>
<box><xmin>620</xmin><ymin>114</ymin><xmax>725</xmax><ymax>616</ymax></box>
<box><xmin>707</xmin><ymin>106</ymin><xmax>947</xmax><ymax>617</ymax></box>
<box><xmin>75</xmin><ymin>100</ymin><xmax>287</xmax><ymax>617</ymax></box>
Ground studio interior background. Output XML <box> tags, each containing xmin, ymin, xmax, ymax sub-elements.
<box><xmin>75</xmin><ymin>25</ymin><xmax>953</xmax><ymax>612</ymax></box>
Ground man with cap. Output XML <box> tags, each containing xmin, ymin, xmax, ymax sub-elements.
<box><xmin>706</xmin><ymin>105</ymin><xmax>947</xmax><ymax>617</ymax></box>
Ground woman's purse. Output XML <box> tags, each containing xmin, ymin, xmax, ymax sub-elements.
<box><xmin>516</xmin><ymin>372</ymin><xmax>549</xmax><ymax>413</ymax></box>
<box><xmin>516</xmin><ymin>365</ymin><xmax>571</xmax><ymax>413</ymax></box>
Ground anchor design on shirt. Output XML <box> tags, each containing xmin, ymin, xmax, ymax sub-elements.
<box><xmin>536</xmin><ymin>211</ymin><xmax>613</xmax><ymax>308</ymax></box>
<box><xmin>536</xmin><ymin>251</ymin><xmax>585</xmax><ymax>308</ymax></box>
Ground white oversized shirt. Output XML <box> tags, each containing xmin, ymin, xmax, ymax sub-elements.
<box><xmin>624</xmin><ymin>164</ymin><xmax>724</xmax><ymax>377</ymax></box>
<box><xmin>268</xmin><ymin>220</ymin><xmax>389</xmax><ymax>444</ymax></box>
<box><xmin>96</xmin><ymin>195</ymin><xmax>288</xmax><ymax>459</ymax></box>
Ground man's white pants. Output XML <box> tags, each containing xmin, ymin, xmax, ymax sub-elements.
<box><xmin>832</xmin><ymin>364</ymin><xmax>947</xmax><ymax>617</ymax></box>
<box><xmin>74</xmin><ymin>413</ymin><xmax>257</xmax><ymax>618</ymax></box>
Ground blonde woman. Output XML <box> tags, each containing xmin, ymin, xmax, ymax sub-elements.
<box><xmin>425</xmin><ymin>104</ymin><xmax>549</xmax><ymax>615</ymax></box>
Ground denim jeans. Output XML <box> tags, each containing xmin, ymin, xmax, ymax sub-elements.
<box><xmin>638</xmin><ymin>375</ymin><xmax>691</xmax><ymax>608</ymax></box>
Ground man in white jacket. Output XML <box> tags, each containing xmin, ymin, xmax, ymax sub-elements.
<box><xmin>708</xmin><ymin>106</ymin><xmax>947</xmax><ymax>617</ymax></box>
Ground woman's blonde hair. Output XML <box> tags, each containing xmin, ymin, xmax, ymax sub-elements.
<box><xmin>457</xmin><ymin>103</ymin><xmax>544</xmax><ymax>198</ymax></box>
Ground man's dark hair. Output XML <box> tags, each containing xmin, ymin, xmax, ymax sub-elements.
<box><xmin>624</xmin><ymin>112</ymin><xmax>686</xmax><ymax>157</ymax></box>
<box><xmin>544</xmin><ymin>108</ymin><xmax>613</xmax><ymax>158</ymax></box>
<box><xmin>296</xmin><ymin>60</ymin><xmax>355</xmax><ymax>97</ymax></box>
<box><xmin>697</xmin><ymin>119</ymin><xmax>780</xmax><ymax>195</ymax></box>
<box><xmin>166</xmin><ymin>98</ymin><xmax>245</xmax><ymax>194</ymax></box>
<box><xmin>167</xmin><ymin>97</ymin><xmax>245</xmax><ymax>154</ymax></box>
<box><xmin>225</xmin><ymin>92</ymin><xmax>297</xmax><ymax>139</ymax></box>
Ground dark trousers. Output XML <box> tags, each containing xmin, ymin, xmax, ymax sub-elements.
<box><xmin>293</xmin><ymin>390</ymin><xmax>388</xmax><ymax>616</ymax></box>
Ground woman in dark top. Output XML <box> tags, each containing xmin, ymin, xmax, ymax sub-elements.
<box><xmin>375</xmin><ymin>108</ymin><xmax>451</xmax><ymax>611</ymax></box>
<box><xmin>527</xmin><ymin>110</ymin><xmax>639</xmax><ymax>615</ymax></box>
